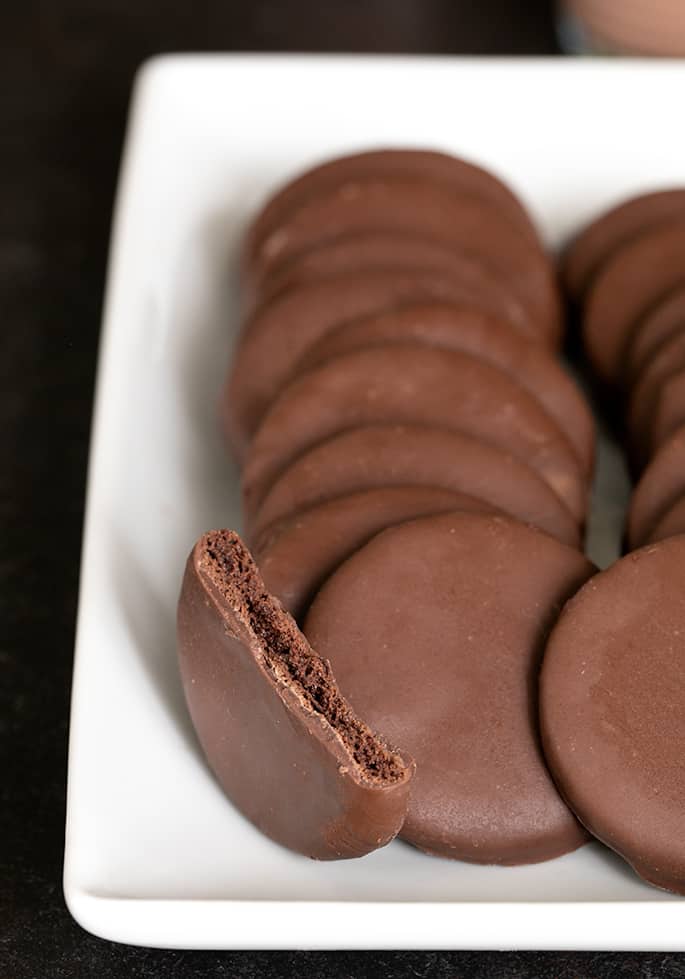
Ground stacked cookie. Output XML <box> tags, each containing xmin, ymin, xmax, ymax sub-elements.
<box><xmin>533</xmin><ymin>193</ymin><xmax>685</xmax><ymax>896</ymax></box>
<box><xmin>189</xmin><ymin>150</ymin><xmax>602</xmax><ymax>865</ymax></box>
<box><xmin>223</xmin><ymin>149</ymin><xmax>594</xmax><ymax>562</ymax></box>
<box><xmin>563</xmin><ymin>189</ymin><xmax>685</xmax><ymax>548</ymax></box>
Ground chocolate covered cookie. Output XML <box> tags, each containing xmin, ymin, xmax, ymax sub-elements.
<box><xmin>540</xmin><ymin>537</ymin><xmax>685</xmax><ymax>894</ymax></box>
<box><xmin>623</xmin><ymin>285</ymin><xmax>685</xmax><ymax>386</ymax></box>
<box><xmin>645</xmin><ymin>368</ymin><xmax>685</xmax><ymax>461</ymax></box>
<box><xmin>177</xmin><ymin>529</ymin><xmax>413</xmax><ymax>859</ymax></box>
<box><xmin>254</xmin><ymin>486</ymin><xmax>496</xmax><ymax>621</ymax></box>
<box><xmin>626</xmin><ymin>424</ymin><xmax>685</xmax><ymax>549</ymax></box>
<box><xmin>305</xmin><ymin>512</ymin><xmax>594</xmax><ymax>862</ymax></box>
<box><xmin>248</xmin><ymin>177</ymin><xmax>559</xmax><ymax>340</ymax></box>
<box><xmin>249</xmin><ymin>423</ymin><xmax>581</xmax><ymax>547</ymax></box>
<box><xmin>225</xmin><ymin>270</ymin><xmax>551</xmax><ymax>458</ymax></box>
<box><xmin>627</xmin><ymin>330</ymin><xmax>685</xmax><ymax>467</ymax></box>
<box><xmin>242</xmin><ymin>345</ymin><xmax>586</xmax><ymax>522</ymax></box>
<box><xmin>645</xmin><ymin>495</ymin><xmax>685</xmax><ymax>546</ymax></box>
<box><xmin>254</xmin><ymin>232</ymin><xmax>546</xmax><ymax>343</ymax></box>
<box><xmin>583</xmin><ymin>222</ymin><xmax>685</xmax><ymax>384</ymax></box>
<box><xmin>297</xmin><ymin>303</ymin><xmax>594</xmax><ymax>475</ymax></box>
<box><xmin>242</xmin><ymin>148</ymin><xmax>541</xmax><ymax>278</ymax></box>
<box><xmin>563</xmin><ymin>188</ymin><xmax>685</xmax><ymax>301</ymax></box>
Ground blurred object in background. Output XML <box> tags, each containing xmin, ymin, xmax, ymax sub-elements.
<box><xmin>559</xmin><ymin>0</ymin><xmax>685</xmax><ymax>55</ymax></box>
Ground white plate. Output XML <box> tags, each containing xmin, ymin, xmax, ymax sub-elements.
<box><xmin>64</xmin><ymin>55</ymin><xmax>685</xmax><ymax>950</ymax></box>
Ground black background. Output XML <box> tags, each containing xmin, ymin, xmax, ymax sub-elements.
<box><xmin>3</xmin><ymin>2</ymin><xmax>685</xmax><ymax>976</ymax></box>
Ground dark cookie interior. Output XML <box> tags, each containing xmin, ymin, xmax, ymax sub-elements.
<box><xmin>200</xmin><ymin>529</ymin><xmax>407</xmax><ymax>785</ymax></box>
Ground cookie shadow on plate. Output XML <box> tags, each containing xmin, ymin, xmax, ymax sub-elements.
<box><xmin>587</xmin><ymin>839</ymin><xmax>668</xmax><ymax>894</ymax></box>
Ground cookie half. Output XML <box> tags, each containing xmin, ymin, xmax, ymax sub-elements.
<box><xmin>177</xmin><ymin>530</ymin><xmax>413</xmax><ymax>859</ymax></box>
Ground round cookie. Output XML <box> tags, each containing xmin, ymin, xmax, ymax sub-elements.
<box><xmin>297</xmin><ymin>302</ymin><xmax>595</xmax><ymax>476</ymax></box>
<box><xmin>253</xmin><ymin>232</ymin><xmax>545</xmax><ymax>342</ymax></box>
<box><xmin>178</xmin><ymin>530</ymin><xmax>413</xmax><ymax>860</ymax></box>
<box><xmin>645</xmin><ymin>496</ymin><xmax>685</xmax><ymax>544</ymax></box>
<box><xmin>304</xmin><ymin>512</ymin><xmax>594</xmax><ymax>863</ymax></box>
<box><xmin>583</xmin><ymin>222</ymin><xmax>685</xmax><ymax>385</ymax></box>
<box><xmin>540</xmin><ymin>537</ymin><xmax>685</xmax><ymax>894</ymax></box>
<box><xmin>254</xmin><ymin>486</ymin><xmax>496</xmax><ymax>622</ymax></box>
<box><xmin>645</xmin><ymin>368</ymin><xmax>685</xmax><ymax>461</ymax></box>
<box><xmin>562</xmin><ymin>188</ymin><xmax>685</xmax><ymax>300</ymax></box>
<box><xmin>225</xmin><ymin>270</ymin><xmax>553</xmax><ymax>459</ymax></box>
<box><xmin>242</xmin><ymin>149</ymin><xmax>540</xmax><ymax>276</ymax></box>
<box><xmin>248</xmin><ymin>178</ymin><xmax>560</xmax><ymax>341</ymax></box>
<box><xmin>626</xmin><ymin>329</ymin><xmax>685</xmax><ymax>465</ymax></box>
<box><xmin>624</xmin><ymin>285</ymin><xmax>685</xmax><ymax>385</ymax></box>
<box><xmin>645</xmin><ymin>495</ymin><xmax>685</xmax><ymax>546</ymax></box>
<box><xmin>626</xmin><ymin>424</ymin><xmax>685</xmax><ymax>550</ymax></box>
<box><xmin>242</xmin><ymin>345</ymin><xmax>586</xmax><ymax>523</ymax></box>
<box><xmin>249</xmin><ymin>423</ymin><xmax>582</xmax><ymax>548</ymax></box>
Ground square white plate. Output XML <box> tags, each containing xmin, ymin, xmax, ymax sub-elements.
<box><xmin>65</xmin><ymin>55</ymin><xmax>685</xmax><ymax>950</ymax></box>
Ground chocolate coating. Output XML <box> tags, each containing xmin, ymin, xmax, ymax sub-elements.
<box><xmin>645</xmin><ymin>494</ymin><xmax>685</xmax><ymax>545</ymax></box>
<box><xmin>562</xmin><ymin>188</ymin><xmax>685</xmax><ymax>301</ymax></box>
<box><xmin>626</xmin><ymin>424</ymin><xmax>685</xmax><ymax>549</ymax></box>
<box><xmin>583</xmin><ymin>222</ymin><xmax>685</xmax><ymax>384</ymax></box>
<box><xmin>540</xmin><ymin>537</ymin><xmax>685</xmax><ymax>894</ymax></box>
<box><xmin>254</xmin><ymin>232</ymin><xmax>546</xmax><ymax>343</ymax></box>
<box><xmin>253</xmin><ymin>486</ymin><xmax>497</xmax><ymax>621</ymax></box>
<box><xmin>177</xmin><ymin>530</ymin><xmax>413</xmax><ymax>860</ymax></box>
<box><xmin>298</xmin><ymin>302</ymin><xmax>594</xmax><ymax>476</ymax></box>
<box><xmin>647</xmin><ymin>368</ymin><xmax>685</xmax><ymax>460</ymax></box>
<box><xmin>249</xmin><ymin>177</ymin><xmax>559</xmax><ymax>340</ymax></box>
<box><xmin>225</xmin><ymin>270</ymin><xmax>553</xmax><ymax>459</ymax></box>
<box><xmin>627</xmin><ymin>329</ymin><xmax>685</xmax><ymax>466</ymax></box>
<box><xmin>624</xmin><ymin>285</ymin><xmax>685</xmax><ymax>386</ymax></box>
<box><xmin>242</xmin><ymin>149</ymin><xmax>540</xmax><ymax>278</ymax></box>
<box><xmin>305</xmin><ymin>512</ymin><xmax>594</xmax><ymax>863</ymax></box>
<box><xmin>249</xmin><ymin>423</ymin><xmax>581</xmax><ymax>548</ymax></box>
<box><xmin>242</xmin><ymin>345</ymin><xmax>586</xmax><ymax>522</ymax></box>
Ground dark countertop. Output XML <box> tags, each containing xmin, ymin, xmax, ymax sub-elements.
<box><xmin>2</xmin><ymin>2</ymin><xmax>684</xmax><ymax>976</ymax></box>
